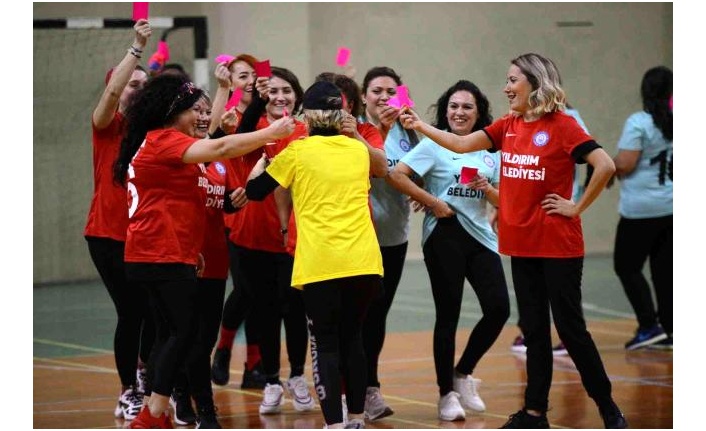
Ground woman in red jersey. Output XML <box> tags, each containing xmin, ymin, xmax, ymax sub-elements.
<box><xmin>84</xmin><ymin>19</ymin><xmax>152</xmax><ymax>421</ymax></box>
<box><xmin>112</xmin><ymin>73</ymin><xmax>294</xmax><ymax>429</ymax></box>
<box><xmin>400</xmin><ymin>53</ymin><xmax>626</xmax><ymax>429</ymax></box>
<box><xmin>209</xmin><ymin>55</ymin><xmax>268</xmax><ymax>390</ymax></box>
<box><xmin>168</xmin><ymin>93</ymin><xmax>245</xmax><ymax>428</ymax></box>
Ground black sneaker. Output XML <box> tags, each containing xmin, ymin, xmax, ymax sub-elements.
<box><xmin>600</xmin><ymin>404</ymin><xmax>628</xmax><ymax>429</ymax></box>
<box><xmin>211</xmin><ymin>348</ymin><xmax>231</xmax><ymax>386</ymax></box>
<box><xmin>170</xmin><ymin>390</ymin><xmax>197</xmax><ymax>426</ymax></box>
<box><xmin>196</xmin><ymin>404</ymin><xmax>222</xmax><ymax>429</ymax></box>
<box><xmin>500</xmin><ymin>409</ymin><xmax>550</xmax><ymax>429</ymax></box>
<box><xmin>241</xmin><ymin>361</ymin><xmax>267</xmax><ymax>389</ymax></box>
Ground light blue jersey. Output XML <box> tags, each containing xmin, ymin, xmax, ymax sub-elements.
<box><xmin>401</xmin><ymin>136</ymin><xmax>500</xmax><ymax>251</ymax></box>
<box><xmin>366</xmin><ymin>121</ymin><xmax>415</xmax><ymax>246</ymax></box>
<box><xmin>617</xmin><ymin>111</ymin><xmax>673</xmax><ymax>218</ymax></box>
<box><xmin>566</xmin><ymin>108</ymin><xmax>589</xmax><ymax>202</ymax></box>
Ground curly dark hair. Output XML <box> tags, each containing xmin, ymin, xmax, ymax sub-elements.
<box><xmin>113</xmin><ymin>73</ymin><xmax>204</xmax><ymax>185</ymax></box>
<box><xmin>641</xmin><ymin>66</ymin><xmax>672</xmax><ymax>141</ymax></box>
<box><xmin>429</xmin><ymin>80</ymin><xmax>492</xmax><ymax>133</ymax></box>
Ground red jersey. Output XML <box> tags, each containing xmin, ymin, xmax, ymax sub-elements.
<box><xmin>227</xmin><ymin>116</ymin><xmax>308</xmax><ymax>252</ymax></box>
<box><xmin>201</xmin><ymin>160</ymin><xmax>237</xmax><ymax>280</ymax></box>
<box><xmin>124</xmin><ymin>129</ymin><xmax>204</xmax><ymax>265</ymax></box>
<box><xmin>84</xmin><ymin>113</ymin><xmax>129</xmax><ymax>241</ymax></box>
<box><xmin>484</xmin><ymin>112</ymin><xmax>592</xmax><ymax>258</ymax></box>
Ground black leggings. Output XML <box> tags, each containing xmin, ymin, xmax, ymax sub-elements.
<box><xmin>128</xmin><ymin>265</ymin><xmax>200</xmax><ymax>398</ymax></box>
<box><xmin>613</xmin><ymin>215</ymin><xmax>673</xmax><ymax>334</ymax></box>
<box><xmin>511</xmin><ymin>257</ymin><xmax>614</xmax><ymax>413</ymax></box>
<box><xmin>422</xmin><ymin>217</ymin><xmax>510</xmax><ymax>395</ymax></box>
<box><xmin>220</xmin><ymin>238</ymin><xmax>260</xmax><ymax>347</ymax></box>
<box><xmin>86</xmin><ymin>236</ymin><xmax>153</xmax><ymax>387</ymax></box>
<box><xmin>303</xmin><ymin>275</ymin><xmax>380</xmax><ymax>425</ymax></box>
<box><xmin>362</xmin><ymin>242</ymin><xmax>407</xmax><ymax>388</ymax></box>
<box><xmin>233</xmin><ymin>245</ymin><xmax>308</xmax><ymax>381</ymax></box>
<box><xmin>175</xmin><ymin>278</ymin><xmax>226</xmax><ymax>405</ymax></box>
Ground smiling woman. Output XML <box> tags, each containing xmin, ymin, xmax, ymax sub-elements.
<box><xmin>399</xmin><ymin>52</ymin><xmax>626</xmax><ymax>429</ymax></box>
<box><xmin>111</xmin><ymin>72</ymin><xmax>295</xmax><ymax>428</ymax></box>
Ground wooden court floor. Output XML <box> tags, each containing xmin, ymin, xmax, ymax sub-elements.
<box><xmin>34</xmin><ymin>319</ymin><xmax>672</xmax><ymax>429</ymax></box>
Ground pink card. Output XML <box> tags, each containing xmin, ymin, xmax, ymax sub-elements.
<box><xmin>336</xmin><ymin>47</ymin><xmax>351</xmax><ymax>67</ymax></box>
<box><xmin>215</xmin><ymin>54</ymin><xmax>234</xmax><ymax>64</ymax></box>
<box><xmin>396</xmin><ymin>85</ymin><xmax>415</xmax><ymax>108</ymax></box>
<box><xmin>460</xmin><ymin>167</ymin><xmax>479</xmax><ymax>184</ymax></box>
<box><xmin>282</xmin><ymin>107</ymin><xmax>288</xmax><ymax>117</ymax></box>
<box><xmin>132</xmin><ymin>2</ymin><xmax>149</xmax><ymax>21</ymax></box>
<box><xmin>254</xmin><ymin>60</ymin><xmax>272</xmax><ymax>77</ymax></box>
<box><xmin>386</xmin><ymin>96</ymin><xmax>402</xmax><ymax>109</ymax></box>
<box><xmin>225</xmin><ymin>87</ymin><xmax>243</xmax><ymax>110</ymax></box>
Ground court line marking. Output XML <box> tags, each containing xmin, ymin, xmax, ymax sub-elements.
<box><xmin>34</xmin><ymin>337</ymin><xmax>113</xmax><ymax>354</ymax></box>
<box><xmin>33</xmin><ymin>356</ymin><xmax>116</xmax><ymax>374</ymax></box>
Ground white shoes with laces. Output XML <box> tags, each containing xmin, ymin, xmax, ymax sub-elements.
<box><xmin>259</xmin><ymin>383</ymin><xmax>285</xmax><ymax>414</ymax></box>
<box><xmin>438</xmin><ymin>391</ymin><xmax>465</xmax><ymax>421</ymax></box>
<box><xmin>453</xmin><ymin>375</ymin><xmax>486</xmax><ymax>412</ymax></box>
<box><xmin>286</xmin><ymin>375</ymin><xmax>316</xmax><ymax>411</ymax></box>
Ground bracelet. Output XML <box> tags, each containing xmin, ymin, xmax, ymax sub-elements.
<box><xmin>127</xmin><ymin>47</ymin><xmax>142</xmax><ymax>59</ymax></box>
<box><xmin>130</xmin><ymin>45</ymin><xmax>144</xmax><ymax>53</ymax></box>
<box><xmin>280</xmin><ymin>227</ymin><xmax>288</xmax><ymax>235</ymax></box>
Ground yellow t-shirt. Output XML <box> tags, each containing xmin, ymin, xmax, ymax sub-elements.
<box><xmin>266</xmin><ymin>134</ymin><xmax>384</xmax><ymax>289</ymax></box>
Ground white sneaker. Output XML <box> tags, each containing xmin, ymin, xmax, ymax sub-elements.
<box><xmin>364</xmin><ymin>387</ymin><xmax>393</xmax><ymax>421</ymax></box>
<box><xmin>438</xmin><ymin>391</ymin><xmax>465</xmax><ymax>421</ymax></box>
<box><xmin>116</xmin><ymin>386</ymin><xmax>144</xmax><ymax>420</ymax></box>
<box><xmin>453</xmin><ymin>375</ymin><xmax>486</xmax><ymax>412</ymax></box>
<box><xmin>259</xmin><ymin>383</ymin><xmax>285</xmax><ymax>414</ymax></box>
<box><xmin>344</xmin><ymin>418</ymin><xmax>365</xmax><ymax>429</ymax></box>
<box><xmin>287</xmin><ymin>375</ymin><xmax>316</xmax><ymax>411</ymax></box>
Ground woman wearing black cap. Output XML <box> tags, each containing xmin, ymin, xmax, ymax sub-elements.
<box><xmin>246</xmin><ymin>80</ymin><xmax>384</xmax><ymax>429</ymax></box>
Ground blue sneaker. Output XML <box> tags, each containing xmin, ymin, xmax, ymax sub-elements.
<box><xmin>625</xmin><ymin>325</ymin><xmax>667</xmax><ymax>350</ymax></box>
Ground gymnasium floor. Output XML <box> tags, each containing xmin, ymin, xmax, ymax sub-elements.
<box><xmin>34</xmin><ymin>255</ymin><xmax>673</xmax><ymax>429</ymax></box>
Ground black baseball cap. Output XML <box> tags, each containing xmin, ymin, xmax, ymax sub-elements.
<box><xmin>302</xmin><ymin>81</ymin><xmax>343</xmax><ymax>110</ymax></box>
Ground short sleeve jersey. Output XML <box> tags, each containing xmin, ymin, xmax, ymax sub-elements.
<box><xmin>363</xmin><ymin>120</ymin><xmax>415</xmax><ymax>246</ymax></box>
<box><xmin>401</xmin><ymin>137</ymin><xmax>500</xmax><ymax>251</ymax></box>
<box><xmin>227</xmin><ymin>116</ymin><xmax>308</xmax><ymax>252</ymax></box>
<box><xmin>201</xmin><ymin>159</ymin><xmax>238</xmax><ymax>280</ymax></box>
<box><xmin>483</xmin><ymin>112</ymin><xmax>592</xmax><ymax>257</ymax></box>
<box><xmin>124</xmin><ymin>129</ymin><xmax>205</xmax><ymax>265</ymax></box>
<box><xmin>266</xmin><ymin>134</ymin><xmax>383</xmax><ymax>289</ymax></box>
<box><xmin>84</xmin><ymin>113</ymin><xmax>129</xmax><ymax>241</ymax></box>
<box><xmin>616</xmin><ymin>111</ymin><xmax>673</xmax><ymax>218</ymax></box>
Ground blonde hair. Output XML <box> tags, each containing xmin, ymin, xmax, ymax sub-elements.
<box><xmin>303</xmin><ymin>109</ymin><xmax>345</xmax><ymax>132</ymax></box>
<box><xmin>511</xmin><ymin>53</ymin><xmax>566</xmax><ymax>117</ymax></box>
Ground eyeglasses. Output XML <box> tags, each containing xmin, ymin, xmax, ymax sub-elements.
<box><xmin>166</xmin><ymin>81</ymin><xmax>197</xmax><ymax>118</ymax></box>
